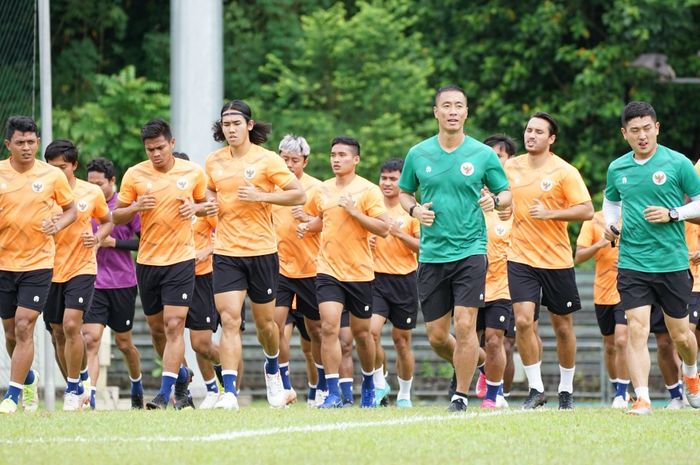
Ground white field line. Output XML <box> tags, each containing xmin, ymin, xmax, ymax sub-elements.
<box><xmin>0</xmin><ymin>409</ymin><xmax>530</xmax><ymax>446</ymax></box>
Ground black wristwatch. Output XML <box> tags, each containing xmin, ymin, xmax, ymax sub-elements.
<box><xmin>409</xmin><ymin>205</ymin><xmax>418</xmax><ymax>217</ymax></box>
<box><xmin>669</xmin><ymin>208</ymin><xmax>679</xmax><ymax>222</ymax></box>
<box><xmin>492</xmin><ymin>195</ymin><xmax>500</xmax><ymax>208</ymax></box>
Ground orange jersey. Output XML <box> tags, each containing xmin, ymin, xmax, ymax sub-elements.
<box><xmin>118</xmin><ymin>158</ymin><xmax>206</xmax><ymax>266</ymax></box>
<box><xmin>372</xmin><ymin>202</ymin><xmax>419</xmax><ymax>275</ymax></box>
<box><xmin>194</xmin><ymin>215</ymin><xmax>217</xmax><ymax>276</ymax></box>
<box><xmin>206</xmin><ymin>145</ymin><xmax>297</xmax><ymax>257</ymax></box>
<box><xmin>0</xmin><ymin>159</ymin><xmax>74</xmax><ymax>272</ymax></box>
<box><xmin>576</xmin><ymin>211</ymin><xmax>619</xmax><ymax>305</ymax></box>
<box><xmin>484</xmin><ymin>211</ymin><xmax>512</xmax><ymax>302</ymax></box>
<box><xmin>505</xmin><ymin>153</ymin><xmax>591</xmax><ymax>269</ymax></box>
<box><xmin>308</xmin><ymin>175</ymin><xmax>386</xmax><ymax>282</ymax></box>
<box><xmin>686</xmin><ymin>222</ymin><xmax>700</xmax><ymax>292</ymax></box>
<box><xmin>53</xmin><ymin>180</ymin><xmax>110</xmax><ymax>282</ymax></box>
<box><xmin>272</xmin><ymin>173</ymin><xmax>322</xmax><ymax>279</ymax></box>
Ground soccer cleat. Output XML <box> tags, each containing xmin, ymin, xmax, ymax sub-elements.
<box><xmin>683</xmin><ymin>375</ymin><xmax>700</xmax><ymax>408</ymax></box>
<box><xmin>475</xmin><ymin>372</ymin><xmax>487</xmax><ymax>399</ymax></box>
<box><xmin>481</xmin><ymin>398</ymin><xmax>497</xmax><ymax>409</ymax></box>
<box><xmin>360</xmin><ymin>386</ymin><xmax>376</xmax><ymax>408</ymax></box>
<box><xmin>558</xmin><ymin>391</ymin><xmax>574</xmax><ymax>410</ymax></box>
<box><xmin>447</xmin><ymin>370</ymin><xmax>457</xmax><ymax>399</ymax></box>
<box><xmin>373</xmin><ymin>381</ymin><xmax>391</xmax><ymax>407</ymax></box>
<box><xmin>447</xmin><ymin>397</ymin><xmax>468</xmax><ymax>412</ymax></box>
<box><xmin>627</xmin><ymin>398</ymin><xmax>652</xmax><ymax>415</ymax></box>
<box><xmin>522</xmin><ymin>388</ymin><xmax>547</xmax><ymax>410</ymax></box>
<box><xmin>89</xmin><ymin>390</ymin><xmax>97</xmax><ymax>410</ymax></box>
<box><xmin>63</xmin><ymin>391</ymin><xmax>82</xmax><ymax>412</ymax></box>
<box><xmin>80</xmin><ymin>382</ymin><xmax>91</xmax><ymax>410</ymax></box>
<box><xmin>665</xmin><ymin>397</ymin><xmax>685</xmax><ymax>410</ymax></box>
<box><xmin>341</xmin><ymin>399</ymin><xmax>354</xmax><ymax>408</ymax></box>
<box><xmin>396</xmin><ymin>398</ymin><xmax>413</xmax><ymax>408</ymax></box>
<box><xmin>611</xmin><ymin>395</ymin><xmax>628</xmax><ymax>409</ymax></box>
<box><xmin>199</xmin><ymin>391</ymin><xmax>220</xmax><ymax>410</ymax></box>
<box><xmin>314</xmin><ymin>390</ymin><xmax>328</xmax><ymax>408</ymax></box>
<box><xmin>0</xmin><ymin>398</ymin><xmax>18</xmax><ymax>414</ymax></box>
<box><xmin>495</xmin><ymin>395</ymin><xmax>509</xmax><ymax>408</ymax></box>
<box><xmin>131</xmin><ymin>392</ymin><xmax>144</xmax><ymax>409</ymax></box>
<box><xmin>284</xmin><ymin>388</ymin><xmax>297</xmax><ymax>405</ymax></box>
<box><xmin>174</xmin><ymin>368</ymin><xmax>194</xmax><ymax>410</ymax></box>
<box><xmin>174</xmin><ymin>390</ymin><xmax>194</xmax><ymax>410</ymax></box>
<box><xmin>264</xmin><ymin>363</ymin><xmax>287</xmax><ymax>408</ymax></box>
<box><xmin>318</xmin><ymin>393</ymin><xmax>343</xmax><ymax>409</ymax></box>
<box><xmin>214</xmin><ymin>392</ymin><xmax>239</xmax><ymax>410</ymax></box>
<box><xmin>22</xmin><ymin>369</ymin><xmax>39</xmax><ymax>412</ymax></box>
<box><xmin>146</xmin><ymin>393</ymin><xmax>169</xmax><ymax>410</ymax></box>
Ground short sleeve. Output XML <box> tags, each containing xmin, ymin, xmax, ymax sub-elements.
<box><xmin>679</xmin><ymin>157</ymin><xmax>700</xmax><ymax>198</ymax></box>
<box><xmin>92</xmin><ymin>188</ymin><xmax>110</xmax><ymax>220</ymax></box>
<box><xmin>361</xmin><ymin>184</ymin><xmax>387</xmax><ymax>219</ymax></box>
<box><xmin>483</xmin><ymin>151</ymin><xmax>509</xmax><ymax>194</ymax></box>
<box><xmin>562</xmin><ymin>167</ymin><xmax>592</xmax><ymax>206</ymax></box>
<box><xmin>118</xmin><ymin>169</ymin><xmax>137</xmax><ymax>205</ymax></box>
<box><xmin>410</xmin><ymin>217</ymin><xmax>421</xmax><ymax>238</ymax></box>
<box><xmin>576</xmin><ymin>219</ymin><xmax>595</xmax><ymax>247</ymax></box>
<box><xmin>267</xmin><ymin>154</ymin><xmax>297</xmax><ymax>189</ymax></box>
<box><xmin>53</xmin><ymin>171</ymin><xmax>74</xmax><ymax>207</ymax></box>
<box><xmin>398</xmin><ymin>151</ymin><xmax>418</xmax><ymax>194</ymax></box>
<box><xmin>604</xmin><ymin>164</ymin><xmax>621</xmax><ymax>202</ymax></box>
<box><xmin>306</xmin><ymin>187</ymin><xmax>320</xmax><ymax>217</ymax></box>
<box><xmin>193</xmin><ymin>167</ymin><xmax>207</xmax><ymax>201</ymax></box>
<box><xmin>129</xmin><ymin>213</ymin><xmax>141</xmax><ymax>236</ymax></box>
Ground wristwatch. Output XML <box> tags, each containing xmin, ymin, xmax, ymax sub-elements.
<box><xmin>409</xmin><ymin>205</ymin><xmax>418</xmax><ymax>217</ymax></box>
<box><xmin>492</xmin><ymin>195</ymin><xmax>500</xmax><ymax>208</ymax></box>
<box><xmin>669</xmin><ymin>208</ymin><xmax>679</xmax><ymax>222</ymax></box>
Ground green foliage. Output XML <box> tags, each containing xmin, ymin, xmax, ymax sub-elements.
<box><xmin>53</xmin><ymin>66</ymin><xmax>170</xmax><ymax>179</ymax></box>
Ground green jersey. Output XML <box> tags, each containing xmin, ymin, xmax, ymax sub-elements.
<box><xmin>605</xmin><ymin>144</ymin><xmax>700</xmax><ymax>272</ymax></box>
<box><xmin>399</xmin><ymin>135</ymin><xmax>509</xmax><ymax>263</ymax></box>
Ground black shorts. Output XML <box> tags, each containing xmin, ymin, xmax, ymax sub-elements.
<box><xmin>277</xmin><ymin>275</ymin><xmax>319</xmax><ymax>320</ymax></box>
<box><xmin>286</xmin><ymin>310</ymin><xmax>310</xmax><ymax>342</ymax></box>
<box><xmin>507</xmin><ymin>261</ymin><xmax>581</xmax><ymax>315</ymax></box>
<box><xmin>316</xmin><ymin>273</ymin><xmax>372</xmax><ymax>319</ymax></box>
<box><xmin>477</xmin><ymin>299</ymin><xmax>513</xmax><ymax>333</ymax></box>
<box><xmin>0</xmin><ymin>269</ymin><xmax>53</xmax><ymax>318</ymax></box>
<box><xmin>43</xmin><ymin>275</ymin><xmax>96</xmax><ymax>326</ymax></box>
<box><xmin>418</xmin><ymin>255</ymin><xmax>487</xmax><ymax>323</ymax></box>
<box><xmin>594</xmin><ymin>303</ymin><xmax>627</xmax><ymax>336</ymax></box>
<box><xmin>136</xmin><ymin>260</ymin><xmax>195</xmax><ymax>316</ymax></box>
<box><xmin>650</xmin><ymin>305</ymin><xmax>668</xmax><ymax>334</ymax></box>
<box><xmin>687</xmin><ymin>291</ymin><xmax>700</xmax><ymax>326</ymax></box>
<box><xmin>617</xmin><ymin>268</ymin><xmax>692</xmax><ymax>319</ymax></box>
<box><xmin>372</xmin><ymin>272</ymin><xmax>418</xmax><ymax>330</ymax></box>
<box><xmin>187</xmin><ymin>273</ymin><xmax>219</xmax><ymax>331</ymax></box>
<box><xmin>213</xmin><ymin>253</ymin><xmax>278</xmax><ymax>304</ymax></box>
<box><xmin>504</xmin><ymin>302</ymin><xmax>541</xmax><ymax>338</ymax></box>
<box><xmin>83</xmin><ymin>287</ymin><xmax>138</xmax><ymax>333</ymax></box>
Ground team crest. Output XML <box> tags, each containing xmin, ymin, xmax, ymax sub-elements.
<box><xmin>244</xmin><ymin>166</ymin><xmax>256</xmax><ymax>180</ymax></box>
<box><xmin>494</xmin><ymin>224</ymin><xmax>507</xmax><ymax>236</ymax></box>
<box><xmin>652</xmin><ymin>171</ymin><xmax>666</xmax><ymax>185</ymax></box>
<box><xmin>425</xmin><ymin>166</ymin><xmax>432</xmax><ymax>173</ymax></box>
<box><xmin>31</xmin><ymin>181</ymin><xmax>44</xmax><ymax>193</ymax></box>
<box><xmin>396</xmin><ymin>217</ymin><xmax>405</xmax><ymax>228</ymax></box>
<box><xmin>540</xmin><ymin>178</ymin><xmax>553</xmax><ymax>192</ymax></box>
<box><xmin>176</xmin><ymin>177</ymin><xmax>188</xmax><ymax>190</ymax></box>
<box><xmin>77</xmin><ymin>200</ymin><xmax>89</xmax><ymax>212</ymax></box>
<box><xmin>460</xmin><ymin>162</ymin><xmax>475</xmax><ymax>176</ymax></box>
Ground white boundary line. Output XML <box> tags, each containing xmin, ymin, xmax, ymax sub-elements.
<box><xmin>0</xmin><ymin>409</ymin><xmax>530</xmax><ymax>446</ymax></box>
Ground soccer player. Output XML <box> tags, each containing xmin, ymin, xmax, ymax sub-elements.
<box><xmin>0</xmin><ymin>116</ymin><xmax>76</xmax><ymax>414</ymax></box>
<box><xmin>113</xmin><ymin>119</ymin><xmax>213</xmax><ymax>410</ymax></box>
<box><xmin>505</xmin><ymin>111</ymin><xmax>593</xmax><ymax>410</ymax></box>
<box><xmin>399</xmin><ymin>86</ymin><xmax>511</xmax><ymax>412</ymax></box>
<box><xmin>688</xmin><ymin>221</ymin><xmax>700</xmax><ymax>344</ymax></box>
<box><xmin>206</xmin><ymin>100</ymin><xmax>306</xmax><ymax>410</ymax></box>
<box><xmin>271</xmin><ymin>134</ymin><xmax>323</xmax><ymax>406</ymax></box>
<box><xmin>369</xmin><ymin>158</ymin><xmax>420</xmax><ymax>408</ymax></box>
<box><xmin>603</xmin><ymin>100</ymin><xmax>700</xmax><ymax>414</ymax></box>
<box><xmin>575</xmin><ymin>211</ymin><xmax>630</xmax><ymax>408</ymax></box>
<box><xmin>82</xmin><ymin>157</ymin><xmax>144</xmax><ymax>409</ymax></box>
<box><xmin>43</xmin><ymin>140</ymin><xmax>113</xmax><ymax>411</ymax></box>
<box><xmin>306</xmin><ymin>135</ymin><xmax>390</xmax><ymax>408</ymax></box>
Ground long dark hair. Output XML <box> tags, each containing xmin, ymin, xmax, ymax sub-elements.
<box><xmin>212</xmin><ymin>100</ymin><xmax>271</xmax><ymax>145</ymax></box>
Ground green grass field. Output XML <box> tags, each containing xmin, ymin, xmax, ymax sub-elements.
<box><xmin>1</xmin><ymin>403</ymin><xmax>698</xmax><ymax>465</ymax></box>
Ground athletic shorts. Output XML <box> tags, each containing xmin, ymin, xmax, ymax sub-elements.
<box><xmin>650</xmin><ymin>305</ymin><xmax>668</xmax><ymax>334</ymax></box>
<box><xmin>136</xmin><ymin>260</ymin><xmax>195</xmax><ymax>316</ymax></box>
<box><xmin>0</xmin><ymin>269</ymin><xmax>53</xmax><ymax>318</ymax></box>
<box><xmin>316</xmin><ymin>273</ymin><xmax>372</xmax><ymax>319</ymax></box>
<box><xmin>187</xmin><ymin>273</ymin><xmax>219</xmax><ymax>331</ymax></box>
<box><xmin>418</xmin><ymin>255</ymin><xmax>487</xmax><ymax>323</ymax></box>
<box><xmin>507</xmin><ymin>261</ymin><xmax>581</xmax><ymax>315</ymax></box>
<box><xmin>83</xmin><ymin>286</ymin><xmax>138</xmax><ymax>333</ymax></box>
<box><xmin>286</xmin><ymin>309</ymin><xmax>310</xmax><ymax>342</ymax></box>
<box><xmin>477</xmin><ymin>299</ymin><xmax>513</xmax><ymax>333</ymax></box>
<box><xmin>372</xmin><ymin>272</ymin><xmax>418</xmax><ymax>330</ymax></box>
<box><xmin>213</xmin><ymin>253</ymin><xmax>278</xmax><ymax>304</ymax></box>
<box><xmin>594</xmin><ymin>302</ymin><xmax>627</xmax><ymax>336</ymax></box>
<box><xmin>43</xmin><ymin>275</ymin><xmax>96</xmax><ymax>325</ymax></box>
<box><xmin>277</xmin><ymin>275</ymin><xmax>319</xmax><ymax>320</ymax></box>
<box><xmin>617</xmin><ymin>268</ymin><xmax>692</xmax><ymax>319</ymax></box>
<box><xmin>341</xmin><ymin>309</ymin><xmax>350</xmax><ymax>328</ymax></box>
<box><xmin>687</xmin><ymin>291</ymin><xmax>700</xmax><ymax>326</ymax></box>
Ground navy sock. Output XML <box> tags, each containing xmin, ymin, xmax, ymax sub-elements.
<box><xmin>66</xmin><ymin>378</ymin><xmax>80</xmax><ymax>394</ymax></box>
<box><xmin>615</xmin><ymin>380</ymin><xmax>629</xmax><ymax>398</ymax></box>
<box><xmin>4</xmin><ymin>384</ymin><xmax>22</xmax><ymax>404</ymax></box>
<box><xmin>205</xmin><ymin>378</ymin><xmax>218</xmax><ymax>393</ymax></box>
<box><xmin>222</xmin><ymin>371</ymin><xmax>238</xmax><ymax>394</ymax></box>
<box><xmin>23</xmin><ymin>369</ymin><xmax>35</xmax><ymax>385</ymax></box>
<box><xmin>498</xmin><ymin>383</ymin><xmax>504</xmax><ymax>397</ymax></box>
<box><xmin>213</xmin><ymin>364</ymin><xmax>223</xmax><ymax>385</ymax></box>
<box><xmin>667</xmin><ymin>382</ymin><xmax>683</xmax><ymax>399</ymax></box>
<box><xmin>340</xmin><ymin>379</ymin><xmax>353</xmax><ymax>402</ymax></box>
<box><xmin>80</xmin><ymin>368</ymin><xmax>89</xmax><ymax>382</ymax></box>
<box><xmin>326</xmin><ymin>376</ymin><xmax>340</xmax><ymax>397</ymax></box>
<box><xmin>176</xmin><ymin>366</ymin><xmax>190</xmax><ymax>384</ymax></box>
<box><xmin>362</xmin><ymin>373</ymin><xmax>374</xmax><ymax>390</ymax></box>
<box><xmin>131</xmin><ymin>376</ymin><xmax>144</xmax><ymax>397</ymax></box>
<box><xmin>159</xmin><ymin>373</ymin><xmax>177</xmax><ymax>399</ymax></box>
<box><xmin>308</xmin><ymin>384</ymin><xmax>317</xmax><ymax>401</ymax></box>
<box><xmin>316</xmin><ymin>365</ymin><xmax>327</xmax><ymax>391</ymax></box>
<box><xmin>264</xmin><ymin>352</ymin><xmax>279</xmax><ymax>375</ymax></box>
<box><xmin>485</xmin><ymin>381</ymin><xmax>500</xmax><ymax>402</ymax></box>
<box><xmin>280</xmin><ymin>363</ymin><xmax>292</xmax><ymax>390</ymax></box>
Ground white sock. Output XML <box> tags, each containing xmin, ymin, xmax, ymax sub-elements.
<box><xmin>397</xmin><ymin>377</ymin><xmax>412</xmax><ymax>400</ymax></box>
<box><xmin>635</xmin><ymin>386</ymin><xmax>650</xmax><ymax>403</ymax></box>
<box><xmin>523</xmin><ymin>362</ymin><xmax>544</xmax><ymax>392</ymax></box>
<box><xmin>558</xmin><ymin>365</ymin><xmax>575</xmax><ymax>394</ymax></box>
<box><xmin>373</xmin><ymin>366</ymin><xmax>386</xmax><ymax>390</ymax></box>
<box><xmin>682</xmin><ymin>362</ymin><xmax>698</xmax><ymax>378</ymax></box>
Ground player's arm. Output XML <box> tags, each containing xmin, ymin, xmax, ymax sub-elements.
<box><xmin>113</xmin><ymin>194</ymin><xmax>155</xmax><ymax>224</ymax></box>
<box><xmin>645</xmin><ymin>195</ymin><xmax>700</xmax><ymax>224</ymax></box>
<box><xmin>195</xmin><ymin>244</ymin><xmax>213</xmax><ymax>264</ymax></box>
<box><xmin>238</xmin><ymin>177</ymin><xmax>306</xmax><ymax>206</ymax></box>
<box><xmin>297</xmin><ymin>215</ymin><xmax>322</xmax><ymax>239</ymax></box>
<box><xmin>389</xmin><ymin>220</ymin><xmax>420</xmax><ymax>253</ymax></box>
<box><xmin>43</xmin><ymin>201</ymin><xmax>78</xmax><ymax>235</ymax></box>
<box><xmin>84</xmin><ymin>213</ymin><xmax>113</xmax><ymax>249</ymax></box>
<box><xmin>529</xmin><ymin>200</ymin><xmax>594</xmax><ymax>222</ymax></box>
<box><xmin>339</xmin><ymin>192</ymin><xmax>390</xmax><ymax>238</ymax></box>
<box><xmin>399</xmin><ymin>191</ymin><xmax>434</xmax><ymax>226</ymax></box>
<box><xmin>574</xmin><ymin>239</ymin><xmax>609</xmax><ymax>264</ymax></box>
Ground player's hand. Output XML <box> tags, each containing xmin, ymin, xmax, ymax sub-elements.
<box><xmin>528</xmin><ymin>199</ymin><xmax>551</xmax><ymax>220</ymax></box>
<box><xmin>369</xmin><ymin>235</ymin><xmax>377</xmax><ymax>250</ymax></box>
<box><xmin>643</xmin><ymin>206</ymin><xmax>670</xmax><ymax>223</ymax></box>
<box><xmin>296</xmin><ymin>222</ymin><xmax>309</xmax><ymax>239</ymax></box>
<box><xmin>177</xmin><ymin>197</ymin><xmax>196</xmax><ymax>219</ymax></box>
<box><xmin>478</xmin><ymin>188</ymin><xmax>495</xmax><ymax>213</ymax></box>
<box><xmin>200</xmin><ymin>197</ymin><xmax>219</xmax><ymax>216</ymax></box>
<box><xmin>135</xmin><ymin>185</ymin><xmax>156</xmax><ymax>211</ymax></box>
<box><xmin>690</xmin><ymin>251</ymin><xmax>700</xmax><ymax>265</ymax></box>
<box><xmin>195</xmin><ymin>248</ymin><xmax>210</xmax><ymax>264</ymax></box>
<box><xmin>100</xmin><ymin>236</ymin><xmax>116</xmax><ymax>248</ymax></box>
<box><xmin>291</xmin><ymin>206</ymin><xmax>309</xmax><ymax>223</ymax></box>
<box><xmin>238</xmin><ymin>179</ymin><xmax>262</xmax><ymax>202</ymax></box>
<box><xmin>41</xmin><ymin>217</ymin><xmax>59</xmax><ymax>236</ymax></box>
<box><xmin>497</xmin><ymin>205</ymin><xmax>513</xmax><ymax>221</ymax></box>
<box><xmin>80</xmin><ymin>231</ymin><xmax>99</xmax><ymax>248</ymax></box>
<box><xmin>595</xmin><ymin>237</ymin><xmax>611</xmax><ymax>249</ymax></box>
<box><xmin>387</xmin><ymin>218</ymin><xmax>402</xmax><ymax>237</ymax></box>
<box><xmin>603</xmin><ymin>224</ymin><xmax>620</xmax><ymax>242</ymax></box>
<box><xmin>338</xmin><ymin>193</ymin><xmax>358</xmax><ymax>216</ymax></box>
<box><xmin>413</xmin><ymin>202</ymin><xmax>435</xmax><ymax>226</ymax></box>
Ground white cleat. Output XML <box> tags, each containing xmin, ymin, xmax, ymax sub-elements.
<box><xmin>285</xmin><ymin>388</ymin><xmax>297</xmax><ymax>405</ymax></box>
<box><xmin>63</xmin><ymin>392</ymin><xmax>82</xmax><ymax>412</ymax></box>
<box><xmin>264</xmin><ymin>365</ymin><xmax>287</xmax><ymax>408</ymax></box>
<box><xmin>213</xmin><ymin>392</ymin><xmax>239</xmax><ymax>410</ymax></box>
<box><xmin>199</xmin><ymin>391</ymin><xmax>220</xmax><ymax>410</ymax></box>
<box><xmin>611</xmin><ymin>395</ymin><xmax>629</xmax><ymax>409</ymax></box>
<box><xmin>665</xmin><ymin>397</ymin><xmax>685</xmax><ymax>410</ymax></box>
<box><xmin>495</xmin><ymin>395</ymin><xmax>509</xmax><ymax>408</ymax></box>
<box><xmin>22</xmin><ymin>370</ymin><xmax>39</xmax><ymax>412</ymax></box>
<box><xmin>314</xmin><ymin>390</ymin><xmax>328</xmax><ymax>408</ymax></box>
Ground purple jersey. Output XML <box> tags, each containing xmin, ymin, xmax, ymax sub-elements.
<box><xmin>93</xmin><ymin>193</ymin><xmax>140</xmax><ymax>289</ymax></box>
